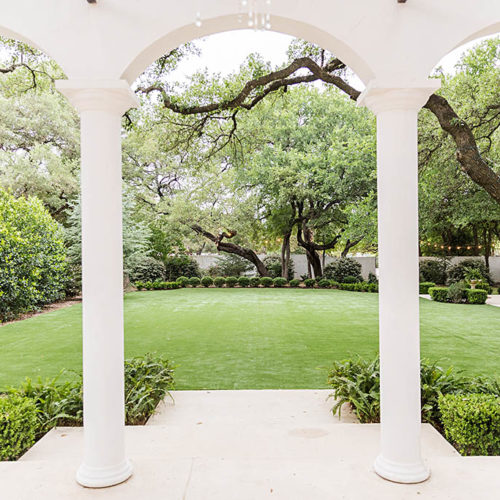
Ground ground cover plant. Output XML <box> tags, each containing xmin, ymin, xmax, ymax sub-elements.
<box><xmin>0</xmin><ymin>289</ymin><xmax>498</xmax><ymax>391</ymax></box>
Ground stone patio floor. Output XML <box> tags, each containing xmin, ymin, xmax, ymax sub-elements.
<box><xmin>1</xmin><ymin>390</ymin><xmax>499</xmax><ymax>499</ymax></box>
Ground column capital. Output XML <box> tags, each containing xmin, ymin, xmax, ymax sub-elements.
<box><xmin>357</xmin><ymin>79</ymin><xmax>441</xmax><ymax>114</ymax></box>
<box><xmin>56</xmin><ymin>79</ymin><xmax>138</xmax><ymax>114</ymax></box>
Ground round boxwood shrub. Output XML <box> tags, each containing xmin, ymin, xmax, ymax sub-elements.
<box><xmin>238</xmin><ymin>276</ymin><xmax>250</xmax><ymax>288</ymax></box>
<box><xmin>0</xmin><ymin>189</ymin><xmax>69</xmax><ymax>321</ymax></box>
<box><xmin>329</xmin><ymin>280</ymin><xmax>340</xmax><ymax>289</ymax></box>
<box><xmin>225</xmin><ymin>276</ymin><xmax>238</xmax><ymax>288</ymax></box>
<box><xmin>273</xmin><ymin>277</ymin><xmax>287</xmax><ymax>288</ymax></box>
<box><xmin>188</xmin><ymin>277</ymin><xmax>201</xmax><ymax>287</ymax></box>
<box><xmin>466</xmin><ymin>289</ymin><xmax>488</xmax><ymax>304</ymax></box>
<box><xmin>176</xmin><ymin>276</ymin><xmax>190</xmax><ymax>287</ymax></box>
<box><xmin>201</xmin><ymin>276</ymin><xmax>214</xmax><ymax>287</ymax></box>
<box><xmin>318</xmin><ymin>279</ymin><xmax>330</xmax><ymax>288</ymax></box>
<box><xmin>164</xmin><ymin>255</ymin><xmax>201</xmax><ymax>281</ymax></box>
<box><xmin>0</xmin><ymin>394</ymin><xmax>38</xmax><ymax>460</ymax></box>
<box><xmin>289</xmin><ymin>279</ymin><xmax>300</xmax><ymax>287</ymax></box>
<box><xmin>429</xmin><ymin>287</ymin><xmax>449</xmax><ymax>303</ymax></box>
<box><xmin>249</xmin><ymin>277</ymin><xmax>261</xmax><ymax>287</ymax></box>
<box><xmin>323</xmin><ymin>258</ymin><xmax>362</xmax><ymax>283</ymax></box>
<box><xmin>260</xmin><ymin>277</ymin><xmax>273</xmax><ymax>288</ymax></box>
<box><xmin>214</xmin><ymin>277</ymin><xmax>226</xmax><ymax>288</ymax></box>
<box><xmin>303</xmin><ymin>278</ymin><xmax>315</xmax><ymax>288</ymax></box>
<box><xmin>419</xmin><ymin>282</ymin><xmax>436</xmax><ymax>295</ymax></box>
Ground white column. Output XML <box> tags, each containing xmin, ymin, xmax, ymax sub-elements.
<box><xmin>56</xmin><ymin>80</ymin><xmax>138</xmax><ymax>488</ymax></box>
<box><xmin>358</xmin><ymin>81</ymin><xmax>440</xmax><ymax>484</ymax></box>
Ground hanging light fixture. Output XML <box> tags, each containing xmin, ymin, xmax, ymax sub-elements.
<box><xmin>194</xmin><ymin>1</ymin><xmax>272</xmax><ymax>30</ymax></box>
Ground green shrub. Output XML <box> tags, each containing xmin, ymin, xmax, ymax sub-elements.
<box><xmin>475</xmin><ymin>282</ymin><xmax>493</xmax><ymax>294</ymax></box>
<box><xmin>466</xmin><ymin>289</ymin><xmax>487</xmax><ymax>305</ymax></box>
<box><xmin>0</xmin><ymin>189</ymin><xmax>69</xmax><ymax>321</ymax></box>
<box><xmin>263</xmin><ymin>255</ymin><xmax>295</xmax><ymax>279</ymax></box>
<box><xmin>135</xmin><ymin>281</ymin><xmax>145</xmax><ymax>290</ymax></box>
<box><xmin>225</xmin><ymin>276</ymin><xmax>238</xmax><ymax>288</ymax></box>
<box><xmin>152</xmin><ymin>280</ymin><xmax>164</xmax><ymax>290</ymax></box>
<box><xmin>238</xmin><ymin>276</ymin><xmax>250</xmax><ymax>288</ymax></box>
<box><xmin>210</xmin><ymin>254</ymin><xmax>253</xmax><ymax>277</ymax></box>
<box><xmin>273</xmin><ymin>277</ymin><xmax>287</xmax><ymax>288</ymax></box>
<box><xmin>323</xmin><ymin>258</ymin><xmax>363</xmax><ymax>283</ymax></box>
<box><xmin>201</xmin><ymin>276</ymin><xmax>214</xmax><ymax>288</ymax></box>
<box><xmin>164</xmin><ymin>255</ymin><xmax>201</xmax><ymax>281</ymax></box>
<box><xmin>439</xmin><ymin>394</ymin><xmax>500</xmax><ymax>456</ymax></box>
<box><xmin>127</xmin><ymin>254</ymin><xmax>165</xmax><ymax>284</ymax></box>
<box><xmin>447</xmin><ymin>259</ymin><xmax>490</xmax><ymax>285</ymax></box>
<box><xmin>419</xmin><ymin>259</ymin><xmax>448</xmax><ymax>285</ymax></box>
<box><xmin>329</xmin><ymin>280</ymin><xmax>340</xmax><ymax>289</ymax></box>
<box><xmin>289</xmin><ymin>279</ymin><xmax>301</xmax><ymax>287</ymax></box>
<box><xmin>367</xmin><ymin>283</ymin><xmax>378</xmax><ymax>293</ymax></box>
<box><xmin>429</xmin><ymin>287</ymin><xmax>449</xmax><ymax>303</ymax></box>
<box><xmin>368</xmin><ymin>272</ymin><xmax>378</xmax><ymax>284</ymax></box>
<box><xmin>214</xmin><ymin>277</ymin><xmax>226</xmax><ymax>288</ymax></box>
<box><xmin>249</xmin><ymin>277</ymin><xmax>261</xmax><ymax>287</ymax></box>
<box><xmin>303</xmin><ymin>278</ymin><xmax>315</xmax><ymax>288</ymax></box>
<box><xmin>342</xmin><ymin>275</ymin><xmax>358</xmax><ymax>284</ymax></box>
<box><xmin>260</xmin><ymin>277</ymin><xmax>273</xmax><ymax>288</ymax></box>
<box><xmin>447</xmin><ymin>281</ymin><xmax>467</xmax><ymax>303</ymax></box>
<box><xmin>318</xmin><ymin>279</ymin><xmax>330</xmax><ymax>288</ymax></box>
<box><xmin>188</xmin><ymin>277</ymin><xmax>201</xmax><ymax>287</ymax></box>
<box><xmin>0</xmin><ymin>394</ymin><xmax>38</xmax><ymax>460</ymax></box>
<box><xmin>419</xmin><ymin>282</ymin><xmax>436</xmax><ymax>295</ymax></box>
<box><xmin>339</xmin><ymin>283</ymin><xmax>356</xmax><ymax>291</ymax></box>
<box><xmin>164</xmin><ymin>282</ymin><xmax>180</xmax><ymax>290</ymax></box>
<box><xmin>176</xmin><ymin>276</ymin><xmax>190</xmax><ymax>287</ymax></box>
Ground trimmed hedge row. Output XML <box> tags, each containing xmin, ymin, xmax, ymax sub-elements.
<box><xmin>429</xmin><ymin>286</ymin><xmax>488</xmax><ymax>305</ymax></box>
<box><xmin>134</xmin><ymin>276</ymin><xmax>379</xmax><ymax>293</ymax></box>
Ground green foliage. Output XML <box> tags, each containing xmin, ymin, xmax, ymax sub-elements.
<box><xmin>303</xmin><ymin>278</ymin><xmax>315</xmax><ymax>288</ymax></box>
<box><xmin>164</xmin><ymin>255</ymin><xmax>201</xmax><ymax>281</ymax></box>
<box><xmin>211</xmin><ymin>254</ymin><xmax>253</xmax><ymax>277</ymax></box>
<box><xmin>0</xmin><ymin>189</ymin><xmax>68</xmax><ymax>321</ymax></box>
<box><xmin>224</xmin><ymin>276</ymin><xmax>238</xmax><ymax>287</ymax></box>
<box><xmin>214</xmin><ymin>277</ymin><xmax>226</xmax><ymax>288</ymax></box>
<box><xmin>324</xmin><ymin>258</ymin><xmax>363</xmax><ymax>283</ymax></box>
<box><xmin>0</xmin><ymin>394</ymin><xmax>38</xmax><ymax>460</ymax></box>
<box><xmin>447</xmin><ymin>259</ymin><xmax>491</xmax><ymax>285</ymax></box>
<box><xmin>439</xmin><ymin>394</ymin><xmax>500</xmax><ymax>456</ymax></box>
<box><xmin>260</xmin><ymin>277</ymin><xmax>273</xmax><ymax>288</ymax></box>
<box><xmin>176</xmin><ymin>276</ymin><xmax>190</xmax><ymax>287</ymax></box>
<box><xmin>466</xmin><ymin>289</ymin><xmax>488</xmax><ymax>304</ymax></box>
<box><xmin>249</xmin><ymin>277</ymin><xmax>261</xmax><ymax>287</ymax></box>
<box><xmin>289</xmin><ymin>279</ymin><xmax>300</xmax><ymax>287</ymax></box>
<box><xmin>419</xmin><ymin>260</ymin><xmax>448</xmax><ymax>285</ymax></box>
<box><xmin>419</xmin><ymin>282</ymin><xmax>436</xmax><ymax>295</ymax></box>
<box><xmin>475</xmin><ymin>282</ymin><xmax>493</xmax><ymax>294</ymax></box>
<box><xmin>329</xmin><ymin>280</ymin><xmax>340</xmax><ymax>289</ymax></box>
<box><xmin>238</xmin><ymin>276</ymin><xmax>250</xmax><ymax>288</ymax></box>
<box><xmin>367</xmin><ymin>273</ymin><xmax>378</xmax><ymax>284</ymax></box>
<box><xmin>429</xmin><ymin>287</ymin><xmax>449</xmax><ymax>303</ymax></box>
<box><xmin>188</xmin><ymin>277</ymin><xmax>201</xmax><ymax>287</ymax></box>
<box><xmin>318</xmin><ymin>279</ymin><xmax>330</xmax><ymax>289</ymax></box>
<box><xmin>263</xmin><ymin>255</ymin><xmax>294</xmax><ymax>279</ymax></box>
<box><xmin>447</xmin><ymin>281</ymin><xmax>467</xmax><ymax>304</ymax></box>
<box><xmin>201</xmin><ymin>276</ymin><xmax>213</xmax><ymax>287</ymax></box>
<box><xmin>128</xmin><ymin>255</ymin><xmax>165</xmax><ymax>283</ymax></box>
<box><xmin>272</xmin><ymin>277</ymin><xmax>287</xmax><ymax>288</ymax></box>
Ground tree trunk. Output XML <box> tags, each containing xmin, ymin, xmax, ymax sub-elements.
<box><xmin>281</xmin><ymin>232</ymin><xmax>291</xmax><ymax>280</ymax></box>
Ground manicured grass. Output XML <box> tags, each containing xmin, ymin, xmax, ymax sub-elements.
<box><xmin>0</xmin><ymin>289</ymin><xmax>498</xmax><ymax>390</ymax></box>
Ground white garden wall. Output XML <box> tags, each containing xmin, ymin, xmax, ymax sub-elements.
<box><xmin>420</xmin><ymin>256</ymin><xmax>500</xmax><ymax>283</ymax></box>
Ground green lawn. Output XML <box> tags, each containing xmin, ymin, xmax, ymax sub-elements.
<box><xmin>0</xmin><ymin>289</ymin><xmax>498</xmax><ymax>390</ymax></box>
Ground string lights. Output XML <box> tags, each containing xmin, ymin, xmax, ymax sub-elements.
<box><xmin>195</xmin><ymin>1</ymin><xmax>272</xmax><ymax>30</ymax></box>
<box><xmin>419</xmin><ymin>241</ymin><xmax>493</xmax><ymax>252</ymax></box>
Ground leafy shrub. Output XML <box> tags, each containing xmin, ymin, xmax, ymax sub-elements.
<box><xmin>475</xmin><ymin>282</ymin><xmax>493</xmax><ymax>294</ymax></box>
<box><xmin>429</xmin><ymin>287</ymin><xmax>449</xmax><ymax>303</ymax></box>
<box><xmin>329</xmin><ymin>280</ymin><xmax>340</xmax><ymax>289</ymax></box>
<box><xmin>135</xmin><ymin>281</ymin><xmax>145</xmax><ymax>290</ymax></box>
<box><xmin>419</xmin><ymin>282</ymin><xmax>436</xmax><ymax>295</ymax></box>
<box><xmin>342</xmin><ymin>275</ymin><xmax>359</xmax><ymax>284</ymax></box>
<box><xmin>368</xmin><ymin>272</ymin><xmax>378</xmax><ymax>284</ymax></box>
<box><xmin>447</xmin><ymin>259</ymin><xmax>491</xmax><ymax>285</ymax></box>
<box><xmin>289</xmin><ymin>279</ymin><xmax>301</xmax><ymax>287</ymax></box>
<box><xmin>0</xmin><ymin>189</ymin><xmax>69</xmax><ymax>321</ymax></box>
<box><xmin>303</xmin><ymin>278</ymin><xmax>316</xmax><ymax>288</ymax></box>
<box><xmin>176</xmin><ymin>276</ymin><xmax>190</xmax><ymax>287</ymax></box>
<box><xmin>64</xmin><ymin>263</ymin><xmax>82</xmax><ymax>297</ymax></box>
<box><xmin>188</xmin><ymin>277</ymin><xmax>201</xmax><ymax>287</ymax></box>
<box><xmin>0</xmin><ymin>394</ymin><xmax>38</xmax><ymax>460</ymax></box>
<box><xmin>127</xmin><ymin>254</ymin><xmax>165</xmax><ymax>283</ymax></box>
<box><xmin>419</xmin><ymin>259</ymin><xmax>448</xmax><ymax>285</ymax></box>
<box><xmin>323</xmin><ymin>258</ymin><xmax>363</xmax><ymax>283</ymax></box>
<box><xmin>225</xmin><ymin>276</ymin><xmax>238</xmax><ymax>288</ymax></box>
<box><xmin>318</xmin><ymin>279</ymin><xmax>330</xmax><ymax>288</ymax></box>
<box><xmin>260</xmin><ymin>277</ymin><xmax>273</xmax><ymax>288</ymax></box>
<box><xmin>249</xmin><ymin>277</ymin><xmax>261</xmax><ymax>287</ymax></box>
<box><xmin>201</xmin><ymin>276</ymin><xmax>214</xmax><ymax>288</ymax></box>
<box><xmin>263</xmin><ymin>255</ymin><xmax>295</xmax><ymax>279</ymax></box>
<box><xmin>214</xmin><ymin>277</ymin><xmax>226</xmax><ymax>288</ymax></box>
<box><xmin>466</xmin><ymin>289</ymin><xmax>487</xmax><ymax>305</ymax></box>
<box><xmin>164</xmin><ymin>255</ymin><xmax>201</xmax><ymax>281</ymax></box>
<box><xmin>273</xmin><ymin>277</ymin><xmax>287</xmax><ymax>288</ymax></box>
<box><xmin>367</xmin><ymin>283</ymin><xmax>378</xmax><ymax>293</ymax></box>
<box><xmin>211</xmin><ymin>254</ymin><xmax>253</xmax><ymax>277</ymax></box>
<box><xmin>447</xmin><ymin>281</ymin><xmax>467</xmax><ymax>304</ymax></box>
<box><xmin>339</xmin><ymin>283</ymin><xmax>356</xmax><ymax>291</ymax></box>
<box><xmin>163</xmin><ymin>282</ymin><xmax>180</xmax><ymax>290</ymax></box>
<box><xmin>439</xmin><ymin>394</ymin><xmax>500</xmax><ymax>456</ymax></box>
<box><xmin>238</xmin><ymin>276</ymin><xmax>250</xmax><ymax>288</ymax></box>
